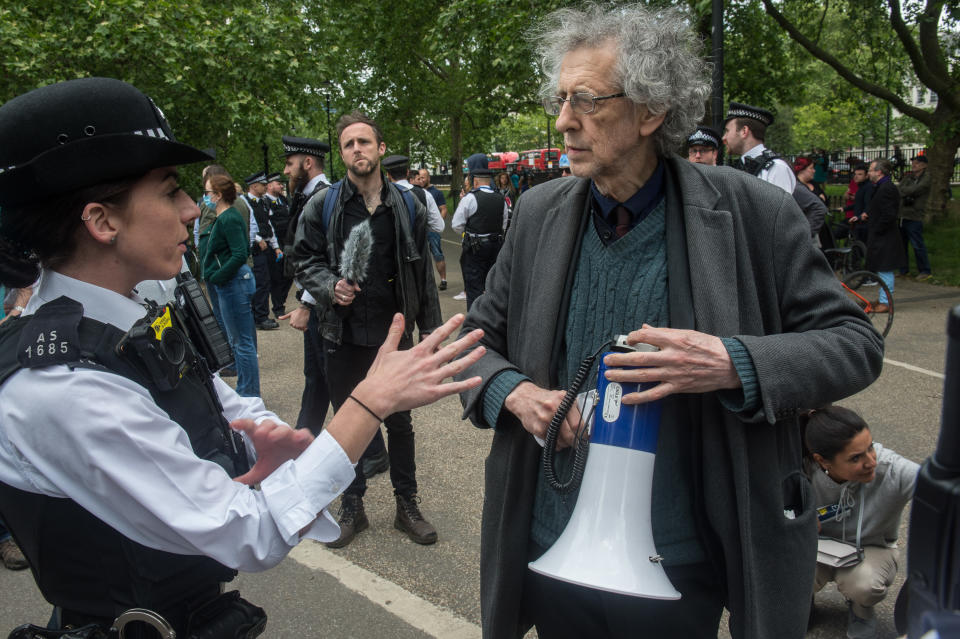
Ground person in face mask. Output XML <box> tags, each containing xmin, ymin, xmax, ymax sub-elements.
<box><xmin>201</xmin><ymin>173</ymin><xmax>261</xmax><ymax>397</ymax></box>
<box><xmin>805</xmin><ymin>406</ymin><xmax>920</xmax><ymax>639</ymax></box>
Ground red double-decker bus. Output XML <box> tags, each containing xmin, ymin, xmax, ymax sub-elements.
<box><xmin>519</xmin><ymin>148</ymin><xmax>562</xmax><ymax>171</ymax></box>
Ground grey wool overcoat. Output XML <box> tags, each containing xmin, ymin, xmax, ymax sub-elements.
<box><xmin>457</xmin><ymin>155</ymin><xmax>884</xmax><ymax>639</ymax></box>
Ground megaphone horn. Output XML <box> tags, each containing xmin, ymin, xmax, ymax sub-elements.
<box><xmin>528</xmin><ymin>340</ymin><xmax>681</xmax><ymax>600</ymax></box>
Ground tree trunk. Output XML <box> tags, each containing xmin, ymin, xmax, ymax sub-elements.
<box><xmin>450</xmin><ymin>113</ymin><xmax>463</xmax><ymax>203</ymax></box>
<box><xmin>924</xmin><ymin>102</ymin><xmax>960</xmax><ymax>220</ymax></box>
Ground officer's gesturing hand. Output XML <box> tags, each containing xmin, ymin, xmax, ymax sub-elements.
<box><xmin>230</xmin><ymin>420</ymin><xmax>315</xmax><ymax>486</ymax></box>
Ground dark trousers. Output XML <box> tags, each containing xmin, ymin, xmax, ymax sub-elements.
<box><xmin>460</xmin><ymin>238</ymin><xmax>501</xmax><ymax>311</ymax></box>
<box><xmin>323</xmin><ymin>338</ymin><xmax>417</xmax><ymax>498</ymax></box>
<box><xmin>523</xmin><ymin>558</ymin><xmax>724</xmax><ymax>639</ymax></box>
<box><xmin>250</xmin><ymin>248</ymin><xmax>271</xmax><ymax>323</ymax></box>
<box><xmin>296</xmin><ymin>309</ymin><xmax>330</xmax><ymax>435</ymax></box>
<box><xmin>269</xmin><ymin>255</ymin><xmax>293</xmax><ymax>317</ymax></box>
<box><xmin>899</xmin><ymin>218</ymin><xmax>931</xmax><ymax>274</ymax></box>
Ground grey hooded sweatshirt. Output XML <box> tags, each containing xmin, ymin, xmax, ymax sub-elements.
<box><xmin>808</xmin><ymin>443</ymin><xmax>920</xmax><ymax>548</ymax></box>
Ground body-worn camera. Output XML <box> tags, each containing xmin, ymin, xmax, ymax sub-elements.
<box><xmin>116</xmin><ymin>273</ymin><xmax>233</xmax><ymax>391</ymax></box>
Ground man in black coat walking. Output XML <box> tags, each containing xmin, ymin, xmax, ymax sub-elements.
<box><xmin>865</xmin><ymin>158</ymin><xmax>905</xmax><ymax>313</ymax></box>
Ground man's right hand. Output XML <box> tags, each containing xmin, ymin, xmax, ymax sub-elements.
<box><xmin>504</xmin><ymin>381</ymin><xmax>582</xmax><ymax>449</ymax></box>
<box><xmin>334</xmin><ymin>279</ymin><xmax>360</xmax><ymax>306</ymax></box>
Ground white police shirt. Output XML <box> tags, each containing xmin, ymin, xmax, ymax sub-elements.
<box><xmin>395</xmin><ymin>179</ymin><xmax>445</xmax><ymax>233</ymax></box>
<box><xmin>0</xmin><ymin>270</ymin><xmax>356</xmax><ymax>572</ymax></box>
<box><xmin>742</xmin><ymin>144</ymin><xmax>796</xmax><ymax>194</ymax></box>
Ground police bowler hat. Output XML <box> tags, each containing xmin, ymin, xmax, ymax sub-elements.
<box><xmin>382</xmin><ymin>155</ymin><xmax>409</xmax><ymax>171</ymax></box>
<box><xmin>282</xmin><ymin>135</ymin><xmax>330</xmax><ymax>158</ymax></box>
<box><xmin>724</xmin><ymin>102</ymin><xmax>775</xmax><ymax>127</ymax></box>
<box><xmin>466</xmin><ymin>153</ymin><xmax>492</xmax><ymax>176</ymax></box>
<box><xmin>0</xmin><ymin>77</ymin><xmax>212</xmax><ymax>208</ymax></box>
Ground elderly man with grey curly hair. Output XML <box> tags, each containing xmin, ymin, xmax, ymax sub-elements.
<box><xmin>455</xmin><ymin>4</ymin><xmax>883</xmax><ymax>639</ymax></box>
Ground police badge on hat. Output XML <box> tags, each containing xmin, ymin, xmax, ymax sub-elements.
<box><xmin>687</xmin><ymin>125</ymin><xmax>721</xmax><ymax>149</ymax></box>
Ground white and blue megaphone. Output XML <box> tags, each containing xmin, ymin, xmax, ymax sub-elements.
<box><xmin>528</xmin><ymin>338</ymin><xmax>681</xmax><ymax>600</ymax></box>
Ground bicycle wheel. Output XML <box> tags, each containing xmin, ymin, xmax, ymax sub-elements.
<box><xmin>842</xmin><ymin>270</ymin><xmax>894</xmax><ymax>337</ymax></box>
<box><xmin>847</xmin><ymin>240</ymin><xmax>867</xmax><ymax>272</ymax></box>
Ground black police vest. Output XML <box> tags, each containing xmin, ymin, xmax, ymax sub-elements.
<box><xmin>245</xmin><ymin>195</ymin><xmax>273</xmax><ymax>240</ymax></box>
<box><xmin>465</xmin><ymin>189</ymin><xmax>505</xmax><ymax>235</ymax></box>
<box><xmin>268</xmin><ymin>195</ymin><xmax>291</xmax><ymax>243</ymax></box>
<box><xmin>739</xmin><ymin>149</ymin><xmax>780</xmax><ymax>176</ymax></box>
<box><xmin>0</xmin><ymin>297</ymin><xmax>245</xmax><ymax>631</ymax></box>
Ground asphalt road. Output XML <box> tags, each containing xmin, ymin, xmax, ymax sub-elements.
<box><xmin>1</xmin><ymin>229</ymin><xmax>957</xmax><ymax>639</ymax></box>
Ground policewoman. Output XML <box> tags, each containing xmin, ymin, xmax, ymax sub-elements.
<box><xmin>0</xmin><ymin>78</ymin><xmax>484</xmax><ymax>637</ymax></box>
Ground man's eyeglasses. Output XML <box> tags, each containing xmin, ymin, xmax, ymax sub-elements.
<box><xmin>542</xmin><ymin>92</ymin><xmax>627</xmax><ymax>116</ymax></box>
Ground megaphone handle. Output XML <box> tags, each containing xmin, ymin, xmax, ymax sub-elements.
<box><xmin>543</xmin><ymin>353</ymin><xmax>596</xmax><ymax>493</ymax></box>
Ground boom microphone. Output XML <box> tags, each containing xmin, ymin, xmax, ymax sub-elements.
<box><xmin>340</xmin><ymin>220</ymin><xmax>372</xmax><ymax>286</ymax></box>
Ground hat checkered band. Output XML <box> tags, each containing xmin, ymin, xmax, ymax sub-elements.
<box><xmin>726</xmin><ymin>108</ymin><xmax>771</xmax><ymax>126</ymax></box>
<box><xmin>284</xmin><ymin>143</ymin><xmax>323</xmax><ymax>156</ymax></box>
<box><xmin>133</xmin><ymin>128</ymin><xmax>171</xmax><ymax>140</ymax></box>
<box><xmin>688</xmin><ymin>130</ymin><xmax>718</xmax><ymax>147</ymax></box>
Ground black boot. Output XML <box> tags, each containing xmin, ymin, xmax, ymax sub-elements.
<box><xmin>325</xmin><ymin>494</ymin><xmax>369</xmax><ymax>548</ymax></box>
<box><xmin>394</xmin><ymin>494</ymin><xmax>437</xmax><ymax>545</ymax></box>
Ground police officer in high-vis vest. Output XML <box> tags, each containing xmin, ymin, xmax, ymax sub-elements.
<box><xmin>0</xmin><ymin>77</ymin><xmax>483</xmax><ymax>638</ymax></box>
<box><xmin>451</xmin><ymin>153</ymin><xmax>509</xmax><ymax>310</ymax></box>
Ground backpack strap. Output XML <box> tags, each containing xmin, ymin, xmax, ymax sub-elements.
<box><xmin>323</xmin><ymin>180</ymin><xmax>416</xmax><ymax>232</ymax></box>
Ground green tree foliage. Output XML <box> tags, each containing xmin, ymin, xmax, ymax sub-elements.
<box><xmin>319</xmin><ymin>0</ymin><xmax>563</xmax><ymax>187</ymax></box>
<box><xmin>761</xmin><ymin>0</ymin><xmax>960</xmax><ymax>217</ymax></box>
<box><xmin>0</xmin><ymin>0</ymin><xmax>327</xmax><ymax>193</ymax></box>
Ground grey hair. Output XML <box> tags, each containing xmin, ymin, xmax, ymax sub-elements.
<box><xmin>531</xmin><ymin>3</ymin><xmax>711</xmax><ymax>156</ymax></box>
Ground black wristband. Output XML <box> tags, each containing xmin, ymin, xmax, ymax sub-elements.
<box><xmin>349</xmin><ymin>394</ymin><xmax>383</xmax><ymax>422</ymax></box>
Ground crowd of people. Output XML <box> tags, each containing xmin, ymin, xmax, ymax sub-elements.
<box><xmin>0</xmin><ymin>3</ymin><xmax>937</xmax><ymax>639</ymax></box>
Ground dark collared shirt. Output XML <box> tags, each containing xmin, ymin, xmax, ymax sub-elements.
<box><xmin>590</xmin><ymin>161</ymin><xmax>665</xmax><ymax>245</ymax></box>
<box><xmin>340</xmin><ymin>177</ymin><xmax>400</xmax><ymax>347</ymax></box>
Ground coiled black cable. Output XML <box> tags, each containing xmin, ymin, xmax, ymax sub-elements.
<box><xmin>543</xmin><ymin>340</ymin><xmax>611</xmax><ymax>493</ymax></box>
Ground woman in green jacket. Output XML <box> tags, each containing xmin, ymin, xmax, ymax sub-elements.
<box><xmin>202</xmin><ymin>174</ymin><xmax>260</xmax><ymax>396</ymax></box>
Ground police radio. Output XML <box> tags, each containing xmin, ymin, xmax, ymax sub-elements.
<box><xmin>529</xmin><ymin>335</ymin><xmax>682</xmax><ymax>600</ymax></box>
<box><xmin>116</xmin><ymin>272</ymin><xmax>233</xmax><ymax>390</ymax></box>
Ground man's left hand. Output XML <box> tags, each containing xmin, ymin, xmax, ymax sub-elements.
<box><xmin>279</xmin><ymin>306</ymin><xmax>310</xmax><ymax>332</ymax></box>
<box><xmin>230</xmin><ymin>419</ymin><xmax>314</xmax><ymax>486</ymax></box>
<box><xmin>601</xmin><ymin>324</ymin><xmax>740</xmax><ymax>404</ymax></box>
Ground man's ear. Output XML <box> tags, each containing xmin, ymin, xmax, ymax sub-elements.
<box><xmin>80</xmin><ymin>202</ymin><xmax>120</xmax><ymax>246</ymax></box>
<box><xmin>638</xmin><ymin>108</ymin><xmax>666</xmax><ymax>138</ymax></box>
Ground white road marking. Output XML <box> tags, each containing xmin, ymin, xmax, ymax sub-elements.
<box><xmin>884</xmin><ymin>357</ymin><xmax>945</xmax><ymax>380</ymax></box>
<box><xmin>289</xmin><ymin>544</ymin><xmax>481</xmax><ymax>638</ymax></box>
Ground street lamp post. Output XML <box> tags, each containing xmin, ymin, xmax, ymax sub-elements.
<box><xmin>322</xmin><ymin>83</ymin><xmax>335</xmax><ymax>181</ymax></box>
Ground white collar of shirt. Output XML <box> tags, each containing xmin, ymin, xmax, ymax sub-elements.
<box><xmin>475</xmin><ymin>185</ymin><xmax>495</xmax><ymax>192</ymax></box>
<box><xmin>743</xmin><ymin>144</ymin><xmax>767</xmax><ymax>160</ymax></box>
<box><xmin>396</xmin><ymin>179</ymin><xmax>413</xmax><ymax>190</ymax></box>
<box><xmin>25</xmin><ymin>269</ymin><xmax>150</xmax><ymax>331</ymax></box>
<box><xmin>264</xmin><ymin>193</ymin><xmax>278</xmax><ymax>202</ymax></box>
<box><xmin>246</xmin><ymin>192</ymin><xmax>259</xmax><ymax>202</ymax></box>
<box><xmin>304</xmin><ymin>174</ymin><xmax>327</xmax><ymax>194</ymax></box>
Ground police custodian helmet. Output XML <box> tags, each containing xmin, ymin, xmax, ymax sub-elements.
<box><xmin>0</xmin><ymin>77</ymin><xmax>211</xmax><ymax>208</ymax></box>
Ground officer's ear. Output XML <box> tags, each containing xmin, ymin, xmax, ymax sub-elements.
<box><xmin>80</xmin><ymin>202</ymin><xmax>121</xmax><ymax>247</ymax></box>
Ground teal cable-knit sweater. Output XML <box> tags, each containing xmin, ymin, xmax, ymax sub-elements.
<box><xmin>526</xmin><ymin>199</ymin><xmax>706</xmax><ymax>565</ymax></box>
